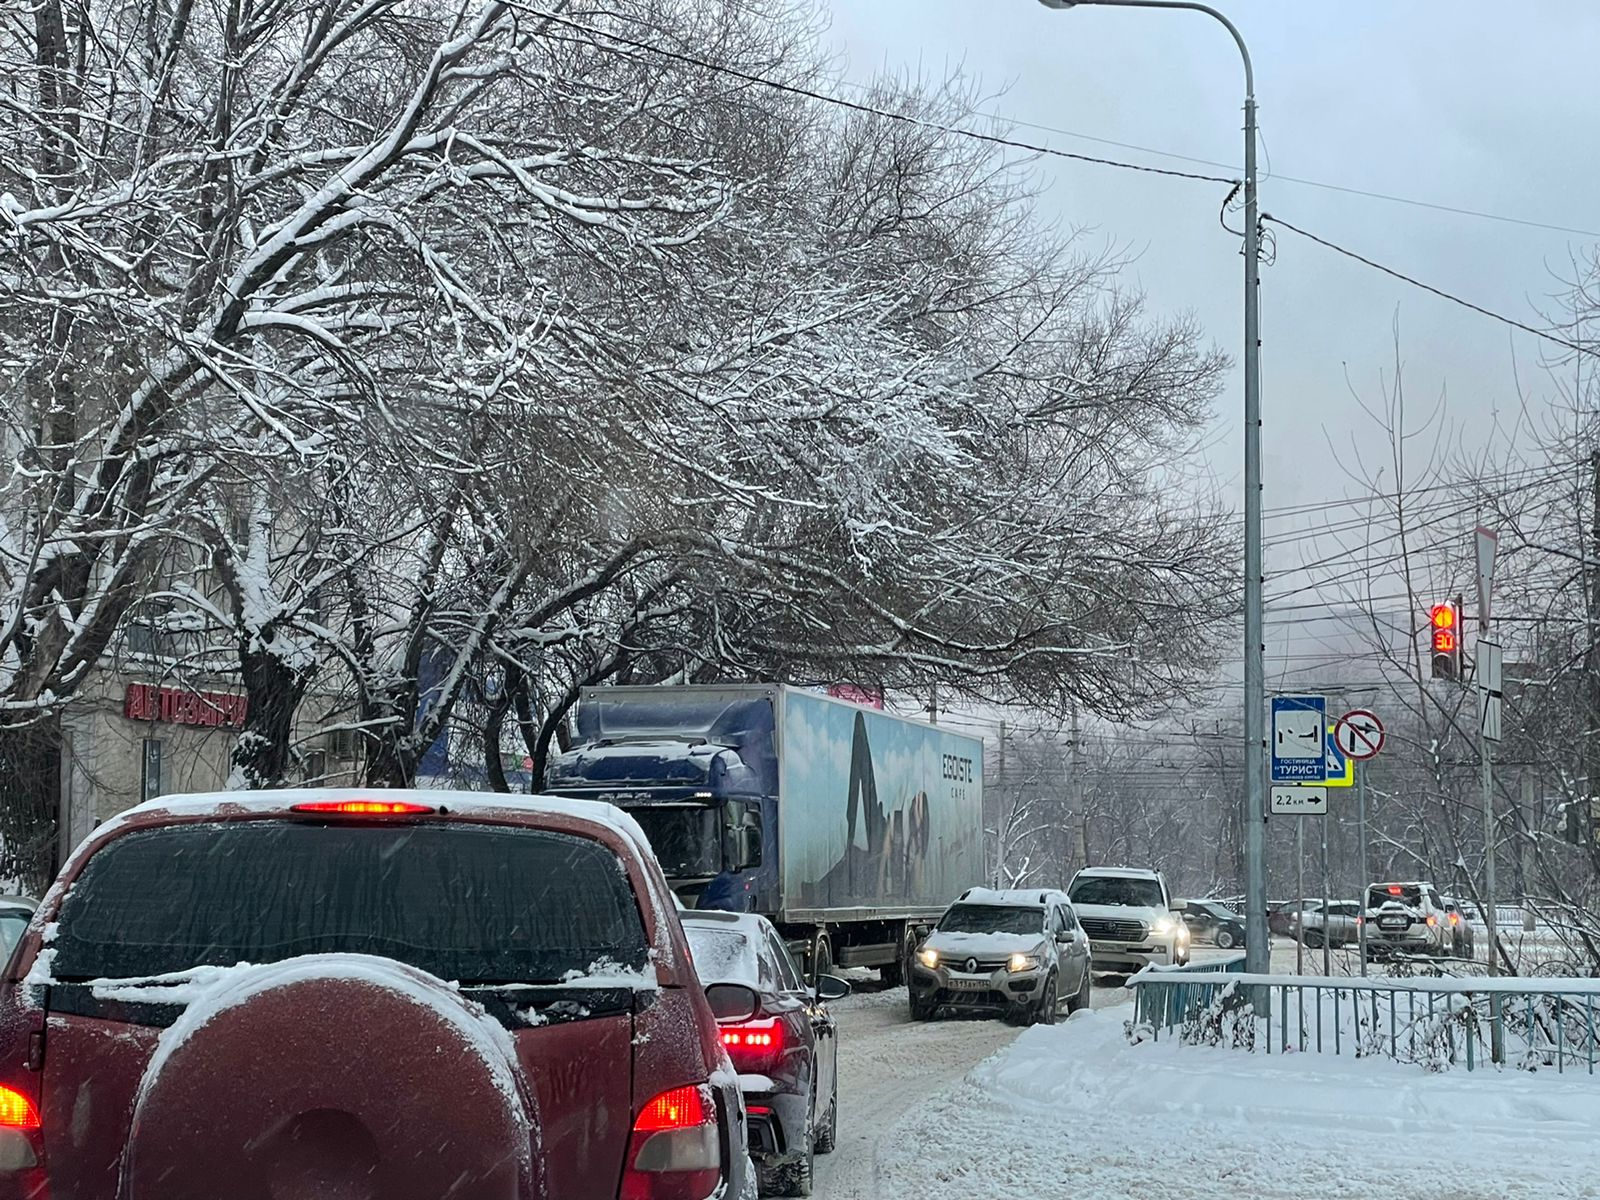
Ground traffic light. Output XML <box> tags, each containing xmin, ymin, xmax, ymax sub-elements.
<box><xmin>1429</xmin><ymin>603</ymin><xmax>1460</xmax><ymax>680</ymax></box>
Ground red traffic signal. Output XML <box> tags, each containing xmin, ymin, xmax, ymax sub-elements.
<box><xmin>1429</xmin><ymin>603</ymin><xmax>1460</xmax><ymax>679</ymax></box>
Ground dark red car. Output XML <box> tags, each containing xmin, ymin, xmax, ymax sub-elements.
<box><xmin>0</xmin><ymin>789</ymin><xmax>757</xmax><ymax>1200</ymax></box>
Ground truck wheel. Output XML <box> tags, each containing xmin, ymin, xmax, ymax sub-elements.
<box><xmin>1215</xmin><ymin>927</ymin><xmax>1236</xmax><ymax>950</ymax></box>
<box><xmin>810</xmin><ymin>933</ymin><xmax>834</xmax><ymax>985</ymax></box>
<box><xmin>881</xmin><ymin>925</ymin><xmax>919</xmax><ymax>988</ymax></box>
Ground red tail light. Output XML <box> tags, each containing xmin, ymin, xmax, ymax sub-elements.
<box><xmin>621</xmin><ymin>1085</ymin><xmax>721</xmax><ymax>1200</ymax></box>
<box><xmin>1426</xmin><ymin>915</ymin><xmax>1438</xmax><ymax>927</ymax></box>
<box><xmin>1387</xmin><ymin>886</ymin><xmax>1403</xmax><ymax>896</ymax></box>
<box><xmin>719</xmin><ymin>1018</ymin><xmax>783</xmax><ymax>1069</ymax></box>
<box><xmin>635</xmin><ymin>1086</ymin><xmax>708</xmax><ymax>1132</ymax></box>
<box><xmin>0</xmin><ymin>1083</ymin><xmax>44</xmax><ymax>1178</ymax></box>
<box><xmin>0</xmin><ymin>1087</ymin><xmax>38</xmax><ymax>1130</ymax></box>
<box><xmin>1448</xmin><ymin>912</ymin><xmax>1460</xmax><ymax>925</ymax></box>
<box><xmin>289</xmin><ymin>799</ymin><xmax>435</xmax><ymax>816</ymax></box>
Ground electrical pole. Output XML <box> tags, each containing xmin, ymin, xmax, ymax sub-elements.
<box><xmin>1034</xmin><ymin>0</ymin><xmax>1267</xmax><ymax>988</ymax></box>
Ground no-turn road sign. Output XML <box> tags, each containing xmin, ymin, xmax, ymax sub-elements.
<box><xmin>1334</xmin><ymin>709</ymin><xmax>1385</xmax><ymax>760</ymax></box>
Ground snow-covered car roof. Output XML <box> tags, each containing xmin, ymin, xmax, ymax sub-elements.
<box><xmin>1073</xmin><ymin>866</ymin><xmax>1162</xmax><ymax>881</ymax></box>
<box><xmin>953</xmin><ymin>887</ymin><xmax>1069</xmax><ymax>908</ymax></box>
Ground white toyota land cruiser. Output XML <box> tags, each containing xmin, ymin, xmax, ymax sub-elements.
<box><xmin>1067</xmin><ymin>865</ymin><xmax>1190</xmax><ymax>971</ymax></box>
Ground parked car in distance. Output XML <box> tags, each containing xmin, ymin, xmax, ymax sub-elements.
<box><xmin>1067</xmin><ymin>867</ymin><xmax>1190</xmax><ymax>971</ymax></box>
<box><xmin>0</xmin><ymin>896</ymin><xmax>35</xmax><ymax>965</ymax></box>
<box><xmin>1295</xmin><ymin>900</ymin><xmax>1363</xmax><ymax>949</ymax></box>
<box><xmin>910</xmin><ymin>888</ymin><xmax>1091</xmax><ymax>1025</ymax></box>
<box><xmin>680</xmin><ymin>909</ymin><xmax>848</xmax><ymax>1197</ymax></box>
<box><xmin>1365</xmin><ymin>880</ymin><xmax>1452</xmax><ymax>958</ymax></box>
<box><xmin>0</xmin><ymin>790</ymin><xmax>756</xmax><ymax>1200</ymax></box>
<box><xmin>1181</xmin><ymin>900</ymin><xmax>1246</xmax><ymax>950</ymax></box>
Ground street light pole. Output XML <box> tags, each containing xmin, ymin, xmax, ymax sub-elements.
<box><xmin>1037</xmin><ymin>0</ymin><xmax>1267</xmax><ymax>977</ymax></box>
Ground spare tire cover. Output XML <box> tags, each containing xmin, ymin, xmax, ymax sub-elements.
<box><xmin>120</xmin><ymin>955</ymin><xmax>540</xmax><ymax>1200</ymax></box>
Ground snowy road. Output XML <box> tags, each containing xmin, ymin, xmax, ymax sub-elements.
<box><xmin>815</xmin><ymin>949</ymin><xmax>1244</xmax><ymax>1198</ymax></box>
<box><xmin>815</xmin><ymin>944</ymin><xmax>1320</xmax><ymax>1198</ymax></box>
<box><xmin>817</xmin><ymin>941</ymin><xmax>1600</xmax><ymax>1199</ymax></box>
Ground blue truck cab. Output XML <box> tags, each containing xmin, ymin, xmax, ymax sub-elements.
<box><xmin>544</xmin><ymin>692</ymin><xmax>779</xmax><ymax>913</ymax></box>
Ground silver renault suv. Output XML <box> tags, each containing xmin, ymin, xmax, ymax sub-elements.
<box><xmin>909</xmin><ymin>887</ymin><xmax>1092</xmax><ymax>1024</ymax></box>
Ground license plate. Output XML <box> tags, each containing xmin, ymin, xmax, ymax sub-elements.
<box><xmin>947</xmin><ymin>978</ymin><xmax>988</xmax><ymax>991</ymax></box>
<box><xmin>1379</xmin><ymin>917</ymin><xmax>1407</xmax><ymax>929</ymax></box>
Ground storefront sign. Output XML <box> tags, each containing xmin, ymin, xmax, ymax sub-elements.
<box><xmin>124</xmin><ymin>683</ymin><xmax>248</xmax><ymax>729</ymax></box>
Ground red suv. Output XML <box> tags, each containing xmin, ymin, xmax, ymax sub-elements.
<box><xmin>0</xmin><ymin>790</ymin><xmax>756</xmax><ymax>1200</ymax></box>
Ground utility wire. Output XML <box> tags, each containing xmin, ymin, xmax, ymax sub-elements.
<box><xmin>531</xmin><ymin>10</ymin><xmax>1237</xmax><ymax>186</ymax></box>
<box><xmin>954</xmin><ymin>103</ymin><xmax>1600</xmax><ymax>239</ymax></box>
<box><xmin>536</xmin><ymin>8</ymin><xmax>1597</xmax><ymax>363</ymax></box>
<box><xmin>1265</xmin><ymin>215</ymin><xmax>1600</xmax><ymax>361</ymax></box>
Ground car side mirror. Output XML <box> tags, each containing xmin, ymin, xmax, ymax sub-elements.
<box><xmin>814</xmin><ymin>974</ymin><xmax>852</xmax><ymax>1001</ymax></box>
<box><xmin>705</xmin><ymin>982</ymin><xmax>760</xmax><ymax>1023</ymax></box>
<box><xmin>1055</xmin><ymin>929</ymin><xmax>1073</xmax><ymax>944</ymax></box>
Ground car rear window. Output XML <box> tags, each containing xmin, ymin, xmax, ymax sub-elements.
<box><xmin>50</xmin><ymin>820</ymin><xmax>648</xmax><ymax>984</ymax></box>
<box><xmin>683</xmin><ymin>925</ymin><xmax>760</xmax><ymax>987</ymax></box>
<box><xmin>1370</xmin><ymin>885</ymin><xmax>1422</xmax><ymax>909</ymax></box>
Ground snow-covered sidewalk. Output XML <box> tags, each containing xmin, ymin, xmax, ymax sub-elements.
<box><xmin>873</xmin><ymin>1004</ymin><xmax>1600</xmax><ymax>1199</ymax></box>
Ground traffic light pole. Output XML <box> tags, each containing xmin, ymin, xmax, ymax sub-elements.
<box><xmin>1478</xmin><ymin>628</ymin><xmax>1503</xmax><ymax>1062</ymax></box>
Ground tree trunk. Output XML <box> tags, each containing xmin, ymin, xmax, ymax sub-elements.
<box><xmin>230</xmin><ymin>641</ymin><xmax>313</xmax><ymax>788</ymax></box>
<box><xmin>0</xmin><ymin>718</ymin><xmax>62</xmax><ymax>894</ymax></box>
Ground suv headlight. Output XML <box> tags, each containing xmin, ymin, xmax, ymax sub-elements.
<box><xmin>1150</xmin><ymin>917</ymin><xmax>1177</xmax><ymax>938</ymax></box>
<box><xmin>1007</xmin><ymin>952</ymin><xmax>1042</xmax><ymax>973</ymax></box>
<box><xmin>918</xmin><ymin>948</ymin><xmax>940</xmax><ymax>969</ymax></box>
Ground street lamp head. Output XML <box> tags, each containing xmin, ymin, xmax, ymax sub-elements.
<box><xmin>1037</xmin><ymin>0</ymin><xmax>1079</xmax><ymax>8</ymax></box>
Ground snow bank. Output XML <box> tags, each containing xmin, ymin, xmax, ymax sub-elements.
<box><xmin>874</xmin><ymin>1005</ymin><xmax>1600</xmax><ymax>1199</ymax></box>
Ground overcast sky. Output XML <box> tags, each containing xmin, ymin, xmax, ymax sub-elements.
<box><xmin>825</xmin><ymin>1</ymin><xmax>1600</xmax><ymax>715</ymax></box>
<box><xmin>826</xmin><ymin>0</ymin><xmax>1598</xmax><ymax>531</ymax></box>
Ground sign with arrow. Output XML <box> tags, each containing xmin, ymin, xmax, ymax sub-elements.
<box><xmin>1334</xmin><ymin>709</ymin><xmax>1385</xmax><ymax>760</ymax></box>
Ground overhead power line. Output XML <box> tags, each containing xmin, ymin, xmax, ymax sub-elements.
<box><xmin>532</xmin><ymin>10</ymin><xmax>1236</xmax><ymax>186</ymax></box>
<box><xmin>1264</xmin><ymin>215</ymin><xmax>1600</xmax><ymax>361</ymax></box>
<box><xmin>535</xmin><ymin>10</ymin><xmax>1596</xmax><ymax>364</ymax></box>
<box><xmin>936</xmin><ymin>104</ymin><xmax>1600</xmax><ymax>239</ymax></box>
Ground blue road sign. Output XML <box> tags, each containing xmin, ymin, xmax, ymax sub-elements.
<box><xmin>1324</xmin><ymin>724</ymin><xmax>1346</xmax><ymax>778</ymax></box>
<box><xmin>1270</xmin><ymin>694</ymin><xmax>1327</xmax><ymax>783</ymax></box>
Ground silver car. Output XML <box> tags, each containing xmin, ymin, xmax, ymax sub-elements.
<box><xmin>910</xmin><ymin>888</ymin><xmax>1092</xmax><ymax>1025</ymax></box>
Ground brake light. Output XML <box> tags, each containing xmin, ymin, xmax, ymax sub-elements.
<box><xmin>636</xmin><ymin>1086</ymin><xmax>708</xmax><ymax>1132</ymax></box>
<box><xmin>0</xmin><ymin>1087</ymin><xmax>38</xmax><ymax>1130</ymax></box>
<box><xmin>1426</xmin><ymin>915</ymin><xmax>1438</xmax><ymax>927</ymax></box>
<box><xmin>1449</xmin><ymin>912</ymin><xmax>1460</xmax><ymax>925</ymax></box>
<box><xmin>719</xmin><ymin>1018</ymin><xmax>783</xmax><ymax>1069</ymax></box>
<box><xmin>621</xmin><ymin>1085</ymin><xmax>720</xmax><ymax>1200</ymax></box>
<box><xmin>289</xmin><ymin>800</ymin><xmax>435</xmax><ymax>816</ymax></box>
<box><xmin>1387</xmin><ymin>886</ymin><xmax>1403</xmax><ymax>896</ymax></box>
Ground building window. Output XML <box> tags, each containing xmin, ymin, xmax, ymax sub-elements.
<box><xmin>303</xmin><ymin>750</ymin><xmax>328</xmax><ymax>784</ymax></box>
<box><xmin>141</xmin><ymin>739</ymin><xmax>164</xmax><ymax>802</ymax></box>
